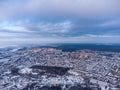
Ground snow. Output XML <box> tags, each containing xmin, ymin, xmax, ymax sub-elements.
<box><xmin>19</xmin><ymin>67</ymin><xmax>32</xmax><ymax>74</ymax></box>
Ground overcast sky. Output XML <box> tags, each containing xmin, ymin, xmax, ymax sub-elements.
<box><xmin>0</xmin><ymin>0</ymin><xmax>120</xmax><ymax>46</ymax></box>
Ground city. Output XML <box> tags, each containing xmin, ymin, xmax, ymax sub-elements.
<box><xmin>0</xmin><ymin>46</ymin><xmax>120</xmax><ymax>90</ymax></box>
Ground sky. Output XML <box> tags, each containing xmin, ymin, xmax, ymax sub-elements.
<box><xmin>0</xmin><ymin>0</ymin><xmax>120</xmax><ymax>46</ymax></box>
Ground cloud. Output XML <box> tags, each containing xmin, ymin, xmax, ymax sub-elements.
<box><xmin>39</xmin><ymin>21</ymin><xmax>72</xmax><ymax>33</ymax></box>
<box><xmin>21</xmin><ymin>0</ymin><xmax>120</xmax><ymax>17</ymax></box>
<box><xmin>0</xmin><ymin>0</ymin><xmax>120</xmax><ymax>21</ymax></box>
<box><xmin>0</xmin><ymin>34</ymin><xmax>119</xmax><ymax>47</ymax></box>
<box><xmin>0</xmin><ymin>0</ymin><xmax>120</xmax><ymax>45</ymax></box>
<box><xmin>0</xmin><ymin>21</ymin><xmax>32</xmax><ymax>33</ymax></box>
<box><xmin>98</xmin><ymin>19</ymin><xmax>120</xmax><ymax>27</ymax></box>
<box><xmin>1</xmin><ymin>25</ymin><xmax>31</xmax><ymax>33</ymax></box>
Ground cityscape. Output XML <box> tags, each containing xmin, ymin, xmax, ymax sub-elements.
<box><xmin>0</xmin><ymin>44</ymin><xmax>120</xmax><ymax>90</ymax></box>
